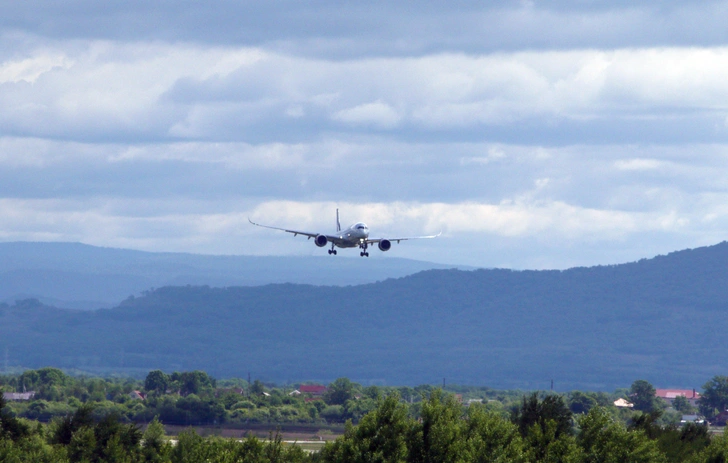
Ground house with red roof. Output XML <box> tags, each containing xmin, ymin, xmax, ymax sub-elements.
<box><xmin>655</xmin><ymin>389</ymin><xmax>701</xmax><ymax>407</ymax></box>
<box><xmin>299</xmin><ymin>384</ymin><xmax>327</xmax><ymax>396</ymax></box>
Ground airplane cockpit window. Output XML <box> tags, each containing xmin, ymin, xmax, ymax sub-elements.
<box><xmin>355</xmin><ymin>223</ymin><xmax>367</xmax><ymax>230</ymax></box>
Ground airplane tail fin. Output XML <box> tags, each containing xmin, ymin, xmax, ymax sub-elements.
<box><xmin>336</xmin><ymin>208</ymin><xmax>341</xmax><ymax>232</ymax></box>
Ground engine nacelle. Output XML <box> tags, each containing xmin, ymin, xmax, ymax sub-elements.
<box><xmin>315</xmin><ymin>234</ymin><xmax>328</xmax><ymax>247</ymax></box>
<box><xmin>378</xmin><ymin>239</ymin><xmax>391</xmax><ymax>252</ymax></box>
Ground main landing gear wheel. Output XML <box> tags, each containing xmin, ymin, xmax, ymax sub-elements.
<box><xmin>359</xmin><ymin>251</ymin><xmax>369</xmax><ymax>257</ymax></box>
<box><xmin>328</xmin><ymin>249</ymin><xmax>337</xmax><ymax>255</ymax></box>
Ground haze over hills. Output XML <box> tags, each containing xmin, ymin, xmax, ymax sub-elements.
<box><xmin>0</xmin><ymin>242</ymin><xmax>471</xmax><ymax>310</ymax></box>
<box><xmin>3</xmin><ymin>241</ymin><xmax>728</xmax><ymax>390</ymax></box>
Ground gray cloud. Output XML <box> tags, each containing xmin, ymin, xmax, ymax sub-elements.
<box><xmin>3</xmin><ymin>1</ymin><xmax>728</xmax><ymax>57</ymax></box>
<box><xmin>3</xmin><ymin>3</ymin><xmax>728</xmax><ymax>268</ymax></box>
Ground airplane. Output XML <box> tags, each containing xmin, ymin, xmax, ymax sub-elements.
<box><xmin>248</xmin><ymin>209</ymin><xmax>440</xmax><ymax>257</ymax></box>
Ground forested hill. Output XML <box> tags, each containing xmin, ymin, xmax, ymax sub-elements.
<box><xmin>3</xmin><ymin>241</ymin><xmax>728</xmax><ymax>390</ymax></box>
<box><xmin>0</xmin><ymin>241</ymin><xmax>469</xmax><ymax>309</ymax></box>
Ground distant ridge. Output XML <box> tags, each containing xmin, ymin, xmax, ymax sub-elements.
<box><xmin>2</xmin><ymin>241</ymin><xmax>728</xmax><ymax>390</ymax></box>
<box><xmin>0</xmin><ymin>241</ymin><xmax>472</xmax><ymax>309</ymax></box>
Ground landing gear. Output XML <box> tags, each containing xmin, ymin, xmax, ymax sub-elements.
<box><xmin>328</xmin><ymin>244</ymin><xmax>337</xmax><ymax>255</ymax></box>
<box><xmin>359</xmin><ymin>242</ymin><xmax>369</xmax><ymax>257</ymax></box>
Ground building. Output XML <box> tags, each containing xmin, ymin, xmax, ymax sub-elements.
<box><xmin>614</xmin><ymin>398</ymin><xmax>634</xmax><ymax>408</ymax></box>
<box><xmin>680</xmin><ymin>415</ymin><xmax>706</xmax><ymax>425</ymax></box>
<box><xmin>299</xmin><ymin>385</ymin><xmax>327</xmax><ymax>396</ymax></box>
<box><xmin>655</xmin><ymin>389</ymin><xmax>701</xmax><ymax>407</ymax></box>
<box><xmin>129</xmin><ymin>390</ymin><xmax>146</xmax><ymax>400</ymax></box>
<box><xmin>2</xmin><ymin>391</ymin><xmax>36</xmax><ymax>401</ymax></box>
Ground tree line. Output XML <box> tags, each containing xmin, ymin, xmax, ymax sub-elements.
<box><xmin>5</xmin><ymin>389</ymin><xmax>728</xmax><ymax>462</ymax></box>
<box><xmin>6</xmin><ymin>368</ymin><xmax>728</xmax><ymax>461</ymax></box>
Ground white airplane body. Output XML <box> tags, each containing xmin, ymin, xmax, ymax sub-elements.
<box><xmin>248</xmin><ymin>209</ymin><xmax>439</xmax><ymax>257</ymax></box>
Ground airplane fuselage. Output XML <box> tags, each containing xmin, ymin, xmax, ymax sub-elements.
<box><xmin>332</xmin><ymin>222</ymin><xmax>369</xmax><ymax>248</ymax></box>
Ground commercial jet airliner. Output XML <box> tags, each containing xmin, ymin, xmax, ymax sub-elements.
<box><xmin>248</xmin><ymin>209</ymin><xmax>440</xmax><ymax>257</ymax></box>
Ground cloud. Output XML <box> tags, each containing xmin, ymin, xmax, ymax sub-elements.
<box><xmin>614</xmin><ymin>159</ymin><xmax>665</xmax><ymax>171</ymax></box>
<box><xmin>0</xmin><ymin>52</ymin><xmax>72</xmax><ymax>83</ymax></box>
<box><xmin>4</xmin><ymin>4</ymin><xmax>728</xmax><ymax>270</ymax></box>
<box><xmin>4</xmin><ymin>42</ymin><xmax>728</xmax><ymax>144</ymax></box>
<box><xmin>333</xmin><ymin>100</ymin><xmax>401</xmax><ymax>128</ymax></box>
<box><xmin>4</xmin><ymin>1</ymin><xmax>728</xmax><ymax>56</ymax></box>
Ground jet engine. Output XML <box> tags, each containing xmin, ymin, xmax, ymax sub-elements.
<box><xmin>315</xmin><ymin>235</ymin><xmax>328</xmax><ymax>247</ymax></box>
<box><xmin>378</xmin><ymin>239</ymin><xmax>391</xmax><ymax>251</ymax></box>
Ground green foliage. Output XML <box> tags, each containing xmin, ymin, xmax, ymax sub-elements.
<box><xmin>698</xmin><ymin>376</ymin><xmax>728</xmax><ymax>418</ymax></box>
<box><xmin>320</xmin><ymin>406</ymin><xmax>345</xmax><ymax>422</ymax></box>
<box><xmin>52</xmin><ymin>403</ymin><xmax>96</xmax><ymax>446</ymax></box>
<box><xmin>142</xmin><ymin>416</ymin><xmax>170</xmax><ymax>463</ymax></box>
<box><xmin>251</xmin><ymin>379</ymin><xmax>267</xmax><ymax>395</ymax></box>
<box><xmin>568</xmin><ymin>391</ymin><xmax>599</xmax><ymax>415</ymax></box>
<box><xmin>692</xmin><ymin>427</ymin><xmax>728</xmax><ymax>463</ymax></box>
<box><xmin>578</xmin><ymin>406</ymin><xmax>666</xmax><ymax>463</ymax></box>
<box><xmin>170</xmin><ymin>429</ymin><xmax>306</xmax><ymax>463</ymax></box>
<box><xmin>320</xmin><ymin>393</ymin><xmax>410</xmax><ymax>463</ymax></box>
<box><xmin>170</xmin><ymin>371</ymin><xmax>215</xmax><ymax>396</ymax></box>
<box><xmin>462</xmin><ymin>404</ymin><xmax>526</xmax><ymax>462</ymax></box>
<box><xmin>628</xmin><ymin>411</ymin><xmax>710</xmax><ymax>463</ymax></box>
<box><xmin>510</xmin><ymin>393</ymin><xmax>575</xmax><ymax>462</ymax></box>
<box><xmin>631</xmin><ymin>380</ymin><xmax>658</xmax><ymax>413</ymax></box>
<box><xmin>144</xmin><ymin>371</ymin><xmax>169</xmax><ymax>396</ymax></box>
<box><xmin>511</xmin><ymin>393</ymin><xmax>573</xmax><ymax>438</ymax></box>
<box><xmin>670</xmin><ymin>395</ymin><xmax>694</xmax><ymax>414</ymax></box>
<box><xmin>324</xmin><ymin>378</ymin><xmax>356</xmax><ymax>406</ymax></box>
<box><xmin>3</xmin><ymin>370</ymin><xmax>728</xmax><ymax>463</ymax></box>
<box><xmin>0</xmin><ymin>395</ymin><xmax>31</xmax><ymax>442</ymax></box>
<box><xmin>406</xmin><ymin>389</ymin><xmax>466</xmax><ymax>463</ymax></box>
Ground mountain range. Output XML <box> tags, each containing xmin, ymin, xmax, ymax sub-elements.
<box><xmin>2</xmin><ymin>241</ymin><xmax>728</xmax><ymax>390</ymax></box>
<box><xmin>0</xmin><ymin>242</ymin><xmax>470</xmax><ymax>310</ymax></box>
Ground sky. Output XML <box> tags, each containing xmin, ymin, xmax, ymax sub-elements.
<box><xmin>3</xmin><ymin>1</ymin><xmax>728</xmax><ymax>268</ymax></box>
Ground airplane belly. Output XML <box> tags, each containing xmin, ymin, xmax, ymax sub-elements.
<box><xmin>334</xmin><ymin>239</ymin><xmax>357</xmax><ymax>248</ymax></box>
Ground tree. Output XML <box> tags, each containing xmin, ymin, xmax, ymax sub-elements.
<box><xmin>511</xmin><ymin>393</ymin><xmax>575</xmax><ymax>462</ymax></box>
<box><xmin>142</xmin><ymin>416</ymin><xmax>170</xmax><ymax>463</ymax></box>
<box><xmin>406</xmin><ymin>389</ymin><xmax>466</xmax><ymax>463</ymax></box>
<box><xmin>320</xmin><ymin>393</ymin><xmax>411</xmax><ymax>463</ymax></box>
<box><xmin>511</xmin><ymin>393</ymin><xmax>572</xmax><ymax>438</ymax></box>
<box><xmin>462</xmin><ymin>404</ymin><xmax>526</xmax><ymax>462</ymax></box>
<box><xmin>693</xmin><ymin>426</ymin><xmax>728</xmax><ymax>463</ymax></box>
<box><xmin>577</xmin><ymin>407</ymin><xmax>665</xmax><ymax>463</ymax></box>
<box><xmin>698</xmin><ymin>376</ymin><xmax>728</xmax><ymax>418</ymax></box>
<box><xmin>53</xmin><ymin>403</ymin><xmax>96</xmax><ymax>446</ymax></box>
<box><xmin>568</xmin><ymin>391</ymin><xmax>598</xmax><ymax>415</ymax></box>
<box><xmin>171</xmin><ymin>371</ymin><xmax>215</xmax><ymax>396</ymax></box>
<box><xmin>0</xmin><ymin>395</ymin><xmax>30</xmax><ymax>442</ymax></box>
<box><xmin>631</xmin><ymin>380</ymin><xmax>657</xmax><ymax>412</ymax></box>
<box><xmin>250</xmin><ymin>380</ymin><xmax>266</xmax><ymax>395</ymax></box>
<box><xmin>144</xmin><ymin>370</ymin><xmax>169</xmax><ymax>395</ymax></box>
<box><xmin>325</xmin><ymin>378</ymin><xmax>356</xmax><ymax>405</ymax></box>
<box><xmin>670</xmin><ymin>395</ymin><xmax>693</xmax><ymax>414</ymax></box>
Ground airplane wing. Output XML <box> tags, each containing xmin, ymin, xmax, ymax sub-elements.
<box><xmin>248</xmin><ymin>218</ymin><xmax>344</xmax><ymax>243</ymax></box>
<box><xmin>365</xmin><ymin>231</ymin><xmax>441</xmax><ymax>245</ymax></box>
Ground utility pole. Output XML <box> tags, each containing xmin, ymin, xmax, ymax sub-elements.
<box><xmin>443</xmin><ymin>377</ymin><xmax>446</xmax><ymax>389</ymax></box>
<box><xmin>550</xmin><ymin>379</ymin><xmax>554</xmax><ymax>391</ymax></box>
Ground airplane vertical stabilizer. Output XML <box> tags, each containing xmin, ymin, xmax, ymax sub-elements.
<box><xmin>336</xmin><ymin>209</ymin><xmax>341</xmax><ymax>232</ymax></box>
